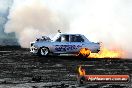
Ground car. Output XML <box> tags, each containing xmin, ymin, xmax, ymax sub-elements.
<box><xmin>30</xmin><ymin>33</ymin><xmax>100</xmax><ymax>57</ymax></box>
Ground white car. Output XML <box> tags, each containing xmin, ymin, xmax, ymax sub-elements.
<box><xmin>30</xmin><ymin>34</ymin><xmax>100</xmax><ymax>57</ymax></box>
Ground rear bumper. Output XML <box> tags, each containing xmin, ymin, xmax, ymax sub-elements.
<box><xmin>91</xmin><ymin>49</ymin><xmax>100</xmax><ymax>53</ymax></box>
<box><xmin>97</xmin><ymin>49</ymin><xmax>100</xmax><ymax>53</ymax></box>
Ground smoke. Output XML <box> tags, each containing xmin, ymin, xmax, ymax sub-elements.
<box><xmin>5</xmin><ymin>0</ymin><xmax>132</xmax><ymax>57</ymax></box>
<box><xmin>69</xmin><ymin>0</ymin><xmax>132</xmax><ymax>58</ymax></box>
<box><xmin>5</xmin><ymin>0</ymin><xmax>69</xmax><ymax>48</ymax></box>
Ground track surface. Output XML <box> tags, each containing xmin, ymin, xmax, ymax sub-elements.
<box><xmin>0</xmin><ymin>46</ymin><xmax>132</xmax><ymax>88</ymax></box>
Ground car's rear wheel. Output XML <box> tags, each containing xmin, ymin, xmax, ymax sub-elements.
<box><xmin>78</xmin><ymin>48</ymin><xmax>91</xmax><ymax>58</ymax></box>
<box><xmin>38</xmin><ymin>47</ymin><xmax>49</xmax><ymax>56</ymax></box>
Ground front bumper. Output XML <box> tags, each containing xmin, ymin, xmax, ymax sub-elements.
<box><xmin>30</xmin><ymin>46</ymin><xmax>39</xmax><ymax>54</ymax></box>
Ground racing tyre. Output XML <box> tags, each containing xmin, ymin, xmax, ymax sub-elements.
<box><xmin>38</xmin><ymin>47</ymin><xmax>49</xmax><ymax>56</ymax></box>
<box><xmin>78</xmin><ymin>48</ymin><xmax>91</xmax><ymax>58</ymax></box>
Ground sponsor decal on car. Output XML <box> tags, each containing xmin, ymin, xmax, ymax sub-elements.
<box><xmin>55</xmin><ymin>45</ymin><xmax>82</xmax><ymax>51</ymax></box>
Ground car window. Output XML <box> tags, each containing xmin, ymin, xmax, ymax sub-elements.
<box><xmin>56</xmin><ymin>37</ymin><xmax>61</xmax><ymax>42</ymax></box>
<box><xmin>56</xmin><ymin>35</ymin><xmax>69</xmax><ymax>42</ymax></box>
<box><xmin>71</xmin><ymin>35</ymin><xmax>84</xmax><ymax>42</ymax></box>
<box><xmin>61</xmin><ymin>35</ymin><xmax>69</xmax><ymax>42</ymax></box>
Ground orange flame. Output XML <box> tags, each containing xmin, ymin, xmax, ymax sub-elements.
<box><xmin>78</xmin><ymin>48</ymin><xmax>91</xmax><ymax>57</ymax></box>
<box><xmin>79</xmin><ymin>44</ymin><xmax>125</xmax><ymax>58</ymax></box>
<box><xmin>89</xmin><ymin>47</ymin><xmax>125</xmax><ymax>58</ymax></box>
<box><xmin>78</xmin><ymin>66</ymin><xmax>86</xmax><ymax>76</ymax></box>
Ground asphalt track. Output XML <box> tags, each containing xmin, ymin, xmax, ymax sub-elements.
<box><xmin>0</xmin><ymin>46</ymin><xmax>132</xmax><ymax>88</ymax></box>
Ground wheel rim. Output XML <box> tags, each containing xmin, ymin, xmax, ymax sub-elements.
<box><xmin>40</xmin><ymin>47</ymin><xmax>49</xmax><ymax>56</ymax></box>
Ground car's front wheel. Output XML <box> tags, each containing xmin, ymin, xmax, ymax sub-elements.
<box><xmin>38</xmin><ymin>47</ymin><xmax>49</xmax><ymax>56</ymax></box>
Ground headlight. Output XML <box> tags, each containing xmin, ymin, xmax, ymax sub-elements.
<box><xmin>31</xmin><ymin>43</ymin><xmax>34</xmax><ymax>46</ymax></box>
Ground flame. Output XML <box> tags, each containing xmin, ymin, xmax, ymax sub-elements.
<box><xmin>78</xmin><ymin>44</ymin><xmax>125</xmax><ymax>58</ymax></box>
<box><xmin>89</xmin><ymin>47</ymin><xmax>125</xmax><ymax>58</ymax></box>
<box><xmin>78</xmin><ymin>66</ymin><xmax>86</xmax><ymax>76</ymax></box>
<box><xmin>78</xmin><ymin>48</ymin><xmax>91</xmax><ymax>57</ymax></box>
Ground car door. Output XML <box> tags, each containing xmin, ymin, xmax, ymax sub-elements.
<box><xmin>53</xmin><ymin>34</ymin><xmax>70</xmax><ymax>53</ymax></box>
<box><xmin>69</xmin><ymin>35</ymin><xmax>85</xmax><ymax>53</ymax></box>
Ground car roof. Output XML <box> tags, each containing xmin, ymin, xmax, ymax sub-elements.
<box><xmin>59</xmin><ymin>33</ymin><xmax>83</xmax><ymax>36</ymax></box>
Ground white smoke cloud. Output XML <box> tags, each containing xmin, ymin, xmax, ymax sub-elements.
<box><xmin>69</xmin><ymin>0</ymin><xmax>132</xmax><ymax>58</ymax></box>
<box><xmin>5</xmin><ymin>0</ymin><xmax>69</xmax><ymax>48</ymax></box>
<box><xmin>5</xmin><ymin>0</ymin><xmax>132</xmax><ymax>57</ymax></box>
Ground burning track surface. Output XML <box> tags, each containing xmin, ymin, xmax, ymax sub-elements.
<box><xmin>0</xmin><ymin>46</ymin><xmax>132</xmax><ymax>88</ymax></box>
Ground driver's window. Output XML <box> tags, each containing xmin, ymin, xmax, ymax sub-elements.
<box><xmin>56</xmin><ymin>35</ymin><xmax>69</xmax><ymax>42</ymax></box>
<box><xmin>61</xmin><ymin>35</ymin><xmax>69</xmax><ymax>42</ymax></box>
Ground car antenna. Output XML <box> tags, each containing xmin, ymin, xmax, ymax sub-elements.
<box><xmin>58</xmin><ymin>30</ymin><xmax>61</xmax><ymax>33</ymax></box>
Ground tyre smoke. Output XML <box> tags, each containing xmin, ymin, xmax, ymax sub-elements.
<box><xmin>5</xmin><ymin>0</ymin><xmax>69</xmax><ymax>48</ymax></box>
<box><xmin>69</xmin><ymin>0</ymin><xmax>132</xmax><ymax>58</ymax></box>
<box><xmin>5</xmin><ymin>0</ymin><xmax>132</xmax><ymax>58</ymax></box>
